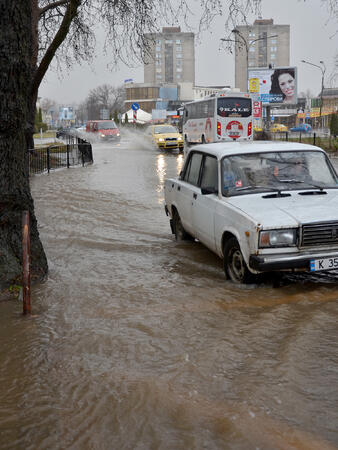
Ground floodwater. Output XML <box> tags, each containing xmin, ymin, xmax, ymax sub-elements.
<box><xmin>1</xmin><ymin>131</ymin><xmax>337</xmax><ymax>449</ymax></box>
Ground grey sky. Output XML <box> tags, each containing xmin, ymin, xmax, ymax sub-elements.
<box><xmin>38</xmin><ymin>0</ymin><xmax>337</xmax><ymax>105</ymax></box>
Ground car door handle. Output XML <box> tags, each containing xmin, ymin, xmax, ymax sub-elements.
<box><xmin>193</xmin><ymin>193</ymin><xmax>197</xmax><ymax>199</ymax></box>
<box><xmin>177</xmin><ymin>186</ymin><xmax>181</xmax><ymax>191</ymax></box>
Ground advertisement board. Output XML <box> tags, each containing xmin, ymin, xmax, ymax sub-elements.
<box><xmin>248</xmin><ymin>67</ymin><xmax>297</xmax><ymax>105</ymax></box>
<box><xmin>59</xmin><ymin>107</ymin><xmax>73</xmax><ymax>120</ymax></box>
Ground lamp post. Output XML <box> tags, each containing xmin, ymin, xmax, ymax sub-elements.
<box><xmin>301</xmin><ymin>59</ymin><xmax>326</xmax><ymax>128</ymax></box>
<box><xmin>221</xmin><ymin>30</ymin><xmax>278</xmax><ymax>91</ymax></box>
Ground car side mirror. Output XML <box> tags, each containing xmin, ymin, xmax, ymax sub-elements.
<box><xmin>201</xmin><ymin>186</ymin><xmax>218</xmax><ymax>195</ymax></box>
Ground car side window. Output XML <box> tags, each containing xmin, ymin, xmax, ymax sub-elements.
<box><xmin>200</xmin><ymin>156</ymin><xmax>218</xmax><ymax>191</ymax></box>
<box><xmin>183</xmin><ymin>152</ymin><xmax>203</xmax><ymax>186</ymax></box>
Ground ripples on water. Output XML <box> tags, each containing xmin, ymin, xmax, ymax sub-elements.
<box><xmin>0</xmin><ymin>133</ymin><xmax>337</xmax><ymax>449</ymax></box>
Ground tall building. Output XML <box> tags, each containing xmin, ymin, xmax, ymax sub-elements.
<box><xmin>144</xmin><ymin>27</ymin><xmax>195</xmax><ymax>85</ymax></box>
<box><xmin>235</xmin><ymin>19</ymin><xmax>290</xmax><ymax>92</ymax></box>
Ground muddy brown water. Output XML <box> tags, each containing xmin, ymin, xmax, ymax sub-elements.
<box><xmin>1</xmin><ymin>132</ymin><xmax>337</xmax><ymax>449</ymax></box>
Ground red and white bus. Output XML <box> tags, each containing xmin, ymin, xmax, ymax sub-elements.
<box><xmin>182</xmin><ymin>91</ymin><xmax>253</xmax><ymax>144</ymax></box>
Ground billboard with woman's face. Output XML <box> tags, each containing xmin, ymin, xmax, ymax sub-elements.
<box><xmin>248</xmin><ymin>67</ymin><xmax>297</xmax><ymax>105</ymax></box>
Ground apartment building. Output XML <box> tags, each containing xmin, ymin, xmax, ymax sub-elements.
<box><xmin>234</xmin><ymin>19</ymin><xmax>290</xmax><ymax>92</ymax></box>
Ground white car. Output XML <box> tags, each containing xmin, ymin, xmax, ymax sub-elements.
<box><xmin>164</xmin><ymin>141</ymin><xmax>338</xmax><ymax>283</ymax></box>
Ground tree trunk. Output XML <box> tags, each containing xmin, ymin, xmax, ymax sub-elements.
<box><xmin>0</xmin><ymin>0</ymin><xmax>48</xmax><ymax>289</ymax></box>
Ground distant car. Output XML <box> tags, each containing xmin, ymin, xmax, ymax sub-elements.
<box><xmin>146</xmin><ymin>124</ymin><xmax>184</xmax><ymax>151</ymax></box>
<box><xmin>270</xmin><ymin>124</ymin><xmax>288</xmax><ymax>133</ymax></box>
<box><xmin>290</xmin><ymin>123</ymin><xmax>313</xmax><ymax>133</ymax></box>
<box><xmin>56</xmin><ymin>128</ymin><xmax>70</xmax><ymax>139</ymax></box>
<box><xmin>254</xmin><ymin>125</ymin><xmax>263</xmax><ymax>132</ymax></box>
<box><xmin>86</xmin><ymin>120</ymin><xmax>121</xmax><ymax>142</ymax></box>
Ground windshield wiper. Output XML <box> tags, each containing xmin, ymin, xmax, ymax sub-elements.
<box><xmin>235</xmin><ymin>185</ymin><xmax>287</xmax><ymax>197</ymax></box>
<box><xmin>277</xmin><ymin>179</ymin><xmax>325</xmax><ymax>191</ymax></box>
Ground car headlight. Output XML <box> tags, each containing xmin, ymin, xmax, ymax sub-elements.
<box><xmin>259</xmin><ymin>229</ymin><xmax>297</xmax><ymax>248</ymax></box>
<box><xmin>158</xmin><ymin>138</ymin><xmax>165</xmax><ymax>142</ymax></box>
<box><xmin>178</xmin><ymin>136</ymin><xmax>183</xmax><ymax>141</ymax></box>
<box><xmin>116</xmin><ymin>133</ymin><xmax>120</xmax><ymax>136</ymax></box>
<box><xmin>101</xmin><ymin>134</ymin><xmax>105</xmax><ymax>137</ymax></box>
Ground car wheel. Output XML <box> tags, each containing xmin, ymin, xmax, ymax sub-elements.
<box><xmin>173</xmin><ymin>211</ymin><xmax>192</xmax><ymax>241</ymax></box>
<box><xmin>223</xmin><ymin>237</ymin><xmax>256</xmax><ymax>284</ymax></box>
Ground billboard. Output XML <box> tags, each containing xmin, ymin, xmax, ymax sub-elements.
<box><xmin>59</xmin><ymin>107</ymin><xmax>73</xmax><ymax>120</ymax></box>
<box><xmin>248</xmin><ymin>67</ymin><xmax>297</xmax><ymax>105</ymax></box>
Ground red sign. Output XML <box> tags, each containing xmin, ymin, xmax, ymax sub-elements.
<box><xmin>226</xmin><ymin>121</ymin><xmax>243</xmax><ymax>139</ymax></box>
<box><xmin>133</xmin><ymin>110</ymin><xmax>137</xmax><ymax>123</ymax></box>
<box><xmin>253</xmin><ymin>100</ymin><xmax>262</xmax><ymax>118</ymax></box>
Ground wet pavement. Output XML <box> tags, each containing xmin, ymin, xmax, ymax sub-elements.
<box><xmin>0</xmin><ymin>131</ymin><xmax>337</xmax><ymax>449</ymax></box>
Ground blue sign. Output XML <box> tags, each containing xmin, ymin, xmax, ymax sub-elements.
<box><xmin>131</xmin><ymin>102</ymin><xmax>140</xmax><ymax>111</ymax></box>
<box><xmin>124</xmin><ymin>78</ymin><xmax>133</xmax><ymax>83</ymax></box>
<box><xmin>271</xmin><ymin>116</ymin><xmax>274</xmax><ymax>122</ymax></box>
<box><xmin>306</xmin><ymin>112</ymin><xmax>310</xmax><ymax>118</ymax></box>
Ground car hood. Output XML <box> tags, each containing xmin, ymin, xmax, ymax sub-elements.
<box><xmin>228</xmin><ymin>189</ymin><xmax>338</xmax><ymax>228</ymax></box>
<box><xmin>154</xmin><ymin>132</ymin><xmax>181</xmax><ymax>139</ymax></box>
<box><xmin>100</xmin><ymin>129</ymin><xmax>119</xmax><ymax>135</ymax></box>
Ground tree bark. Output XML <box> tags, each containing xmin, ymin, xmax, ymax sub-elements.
<box><xmin>0</xmin><ymin>0</ymin><xmax>48</xmax><ymax>289</ymax></box>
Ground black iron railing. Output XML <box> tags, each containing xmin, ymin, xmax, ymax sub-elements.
<box><xmin>29</xmin><ymin>137</ymin><xmax>93</xmax><ymax>175</ymax></box>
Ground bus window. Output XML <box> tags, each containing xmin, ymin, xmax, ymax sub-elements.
<box><xmin>217</xmin><ymin>98</ymin><xmax>252</xmax><ymax>118</ymax></box>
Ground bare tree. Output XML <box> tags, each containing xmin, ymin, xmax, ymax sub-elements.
<box><xmin>1</xmin><ymin>0</ymin><xmax>264</xmax><ymax>287</ymax></box>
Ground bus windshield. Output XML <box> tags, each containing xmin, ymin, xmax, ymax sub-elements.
<box><xmin>217</xmin><ymin>98</ymin><xmax>252</xmax><ymax>118</ymax></box>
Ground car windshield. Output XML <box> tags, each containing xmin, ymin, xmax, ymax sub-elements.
<box><xmin>98</xmin><ymin>122</ymin><xmax>117</xmax><ymax>129</ymax></box>
<box><xmin>154</xmin><ymin>126</ymin><xmax>177</xmax><ymax>134</ymax></box>
<box><xmin>222</xmin><ymin>150</ymin><xmax>338</xmax><ymax>196</ymax></box>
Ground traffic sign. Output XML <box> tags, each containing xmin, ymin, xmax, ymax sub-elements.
<box><xmin>131</xmin><ymin>102</ymin><xmax>140</xmax><ymax>111</ymax></box>
<box><xmin>271</xmin><ymin>115</ymin><xmax>274</xmax><ymax>122</ymax></box>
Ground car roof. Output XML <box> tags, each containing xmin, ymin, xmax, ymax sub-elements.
<box><xmin>191</xmin><ymin>141</ymin><xmax>325</xmax><ymax>159</ymax></box>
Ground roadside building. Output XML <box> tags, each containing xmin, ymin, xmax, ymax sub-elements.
<box><xmin>234</xmin><ymin>19</ymin><xmax>290</xmax><ymax>92</ymax></box>
<box><xmin>144</xmin><ymin>27</ymin><xmax>195</xmax><ymax>85</ymax></box>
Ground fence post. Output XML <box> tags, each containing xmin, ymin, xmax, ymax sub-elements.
<box><xmin>67</xmin><ymin>144</ymin><xmax>70</xmax><ymax>168</ymax></box>
<box><xmin>313</xmin><ymin>133</ymin><xmax>316</xmax><ymax>146</ymax></box>
<box><xmin>81</xmin><ymin>144</ymin><xmax>85</xmax><ymax>166</ymax></box>
<box><xmin>285</xmin><ymin>131</ymin><xmax>288</xmax><ymax>141</ymax></box>
<box><xmin>22</xmin><ymin>211</ymin><xmax>31</xmax><ymax>315</ymax></box>
<box><xmin>47</xmin><ymin>146</ymin><xmax>50</xmax><ymax>173</ymax></box>
<box><xmin>299</xmin><ymin>132</ymin><xmax>302</xmax><ymax>143</ymax></box>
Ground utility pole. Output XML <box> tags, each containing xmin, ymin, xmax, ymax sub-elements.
<box><xmin>301</xmin><ymin>60</ymin><xmax>326</xmax><ymax>129</ymax></box>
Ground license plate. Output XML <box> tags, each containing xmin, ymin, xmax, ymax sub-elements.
<box><xmin>310</xmin><ymin>257</ymin><xmax>338</xmax><ymax>272</ymax></box>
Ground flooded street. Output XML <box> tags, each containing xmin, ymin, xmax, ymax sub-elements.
<box><xmin>1</xmin><ymin>132</ymin><xmax>338</xmax><ymax>449</ymax></box>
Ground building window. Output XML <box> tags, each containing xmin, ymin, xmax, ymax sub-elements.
<box><xmin>156</xmin><ymin>74</ymin><xmax>162</xmax><ymax>80</ymax></box>
<box><xmin>156</xmin><ymin>40</ymin><xmax>161</xmax><ymax>45</ymax></box>
<box><xmin>156</xmin><ymin>53</ymin><xmax>161</xmax><ymax>59</ymax></box>
<box><xmin>177</xmin><ymin>67</ymin><xmax>182</xmax><ymax>72</ymax></box>
<box><xmin>165</xmin><ymin>39</ymin><xmax>173</xmax><ymax>44</ymax></box>
<box><xmin>271</xmin><ymin>54</ymin><xmax>276</xmax><ymax>60</ymax></box>
<box><xmin>176</xmin><ymin>53</ymin><xmax>182</xmax><ymax>58</ymax></box>
<box><xmin>271</xmin><ymin>39</ymin><xmax>277</xmax><ymax>44</ymax></box>
<box><xmin>249</xmin><ymin>61</ymin><xmax>256</xmax><ymax>67</ymax></box>
<box><xmin>249</xmin><ymin>32</ymin><xmax>255</xmax><ymax>37</ymax></box>
<box><xmin>156</xmin><ymin>68</ymin><xmax>162</xmax><ymax>73</ymax></box>
<box><xmin>156</xmin><ymin>45</ymin><xmax>161</xmax><ymax>52</ymax></box>
<box><xmin>249</xmin><ymin>47</ymin><xmax>255</xmax><ymax>53</ymax></box>
<box><xmin>156</xmin><ymin>60</ymin><xmax>161</xmax><ymax>66</ymax></box>
<box><xmin>176</xmin><ymin>39</ymin><xmax>181</xmax><ymax>44</ymax></box>
<box><xmin>270</xmin><ymin>46</ymin><xmax>277</xmax><ymax>52</ymax></box>
<box><xmin>177</xmin><ymin>74</ymin><xmax>181</xmax><ymax>80</ymax></box>
<box><xmin>176</xmin><ymin>46</ymin><xmax>182</xmax><ymax>52</ymax></box>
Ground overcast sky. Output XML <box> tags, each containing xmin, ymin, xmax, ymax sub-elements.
<box><xmin>38</xmin><ymin>0</ymin><xmax>337</xmax><ymax>105</ymax></box>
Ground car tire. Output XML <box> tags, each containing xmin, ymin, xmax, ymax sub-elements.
<box><xmin>223</xmin><ymin>237</ymin><xmax>256</xmax><ymax>284</ymax></box>
<box><xmin>173</xmin><ymin>211</ymin><xmax>193</xmax><ymax>241</ymax></box>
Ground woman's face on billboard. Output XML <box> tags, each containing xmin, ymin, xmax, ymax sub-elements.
<box><xmin>278</xmin><ymin>73</ymin><xmax>295</xmax><ymax>99</ymax></box>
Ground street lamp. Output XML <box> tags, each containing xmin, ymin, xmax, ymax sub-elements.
<box><xmin>301</xmin><ymin>59</ymin><xmax>326</xmax><ymax>128</ymax></box>
<box><xmin>221</xmin><ymin>29</ymin><xmax>278</xmax><ymax>91</ymax></box>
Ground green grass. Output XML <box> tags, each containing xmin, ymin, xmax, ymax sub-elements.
<box><xmin>33</xmin><ymin>130</ymin><xmax>57</xmax><ymax>139</ymax></box>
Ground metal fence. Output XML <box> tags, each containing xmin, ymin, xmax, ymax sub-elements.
<box><xmin>29</xmin><ymin>137</ymin><xmax>93</xmax><ymax>175</ymax></box>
